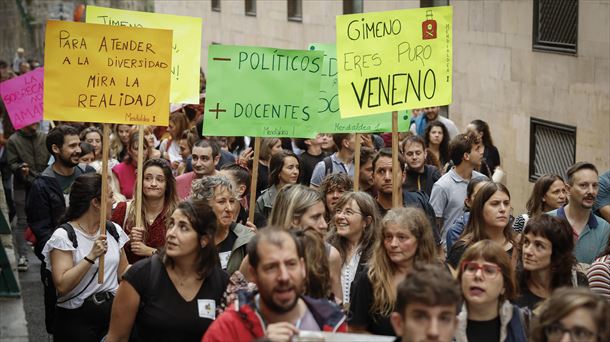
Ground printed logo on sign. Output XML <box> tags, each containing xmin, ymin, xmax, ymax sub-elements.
<box><xmin>422</xmin><ymin>10</ymin><xmax>437</xmax><ymax>40</ymax></box>
<box><xmin>198</xmin><ymin>299</ymin><xmax>216</xmax><ymax>320</ymax></box>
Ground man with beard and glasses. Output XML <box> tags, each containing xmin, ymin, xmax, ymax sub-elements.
<box><xmin>549</xmin><ymin>162</ymin><xmax>610</xmax><ymax>264</ymax></box>
<box><xmin>203</xmin><ymin>228</ymin><xmax>347</xmax><ymax>342</ymax></box>
<box><xmin>25</xmin><ymin>124</ymin><xmax>95</xmax><ymax>334</ymax></box>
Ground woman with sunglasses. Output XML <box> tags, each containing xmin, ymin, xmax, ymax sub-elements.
<box><xmin>348</xmin><ymin>207</ymin><xmax>438</xmax><ymax>336</ymax></box>
<box><xmin>530</xmin><ymin>287</ymin><xmax>610</xmax><ymax>342</ymax></box>
<box><xmin>455</xmin><ymin>239</ymin><xmax>528</xmax><ymax>342</ymax></box>
<box><xmin>515</xmin><ymin>214</ymin><xmax>588</xmax><ymax>311</ymax></box>
<box><xmin>447</xmin><ymin>182</ymin><xmax>518</xmax><ymax>270</ymax></box>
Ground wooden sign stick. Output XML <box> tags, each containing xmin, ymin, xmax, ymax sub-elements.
<box><xmin>248</xmin><ymin>137</ymin><xmax>261</xmax><ymax>224</ymax></box>
<box><xmin>354</xmin><ymin>133</ymin><xmax>361</xmax><ymax>192</ymax></box>
<box><xmin>391</xmin><ymin>111</ymin><xmax>401</xmax><ymax>208</ymax></box>
<box><xmin>98</xmin><ymin>124</ymin><xmax>111</xmax><ymax>284</ymax></box>
<box><xmin>135</xmin><ymin>125</ymin><xmax>145</xmax><ymax>228</ymax></box>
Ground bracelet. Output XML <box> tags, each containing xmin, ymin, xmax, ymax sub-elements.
<box><xmin>151</xmin><ymin>249</ymin><xmax>158</xmax><ymax>256</ymax></box>
<box><xmin>84</xmin><ymin>256</ymin><xmax>95</xmax><ymax>264</ymax></box>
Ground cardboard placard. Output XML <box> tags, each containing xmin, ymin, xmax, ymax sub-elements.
<box><xmin>203</xmin><ymin>45</ymin><xmax>323</xmax><ymax>138</ymax></box>
<box><xmin>43</xmin><ymin>20</ymin><xmax>172</xmax><ymax>125</ymax></box>
<box><xmin>310</xmin><ymin>43</ymin><xmax>410</xmax><ymax>132</ymax></box>
<box><xmin>0</xmin><ymin>68</ymin><xmax>44</xmax><ymax>129</ymax></box>
<box><xmin>86</xmin><ymin>5</ymin><xmax>202</xmax><ymax>104</ymax></box>
<box><xmin>337</xmin><ymin>6</ymin><xmax>453</xmax><ymax>117</ymax></box>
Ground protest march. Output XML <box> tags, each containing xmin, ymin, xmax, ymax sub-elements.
<box><xmin>0</xmin><ymin>2</ymin><xmax>609</xmax><ymax>342</ymax></box>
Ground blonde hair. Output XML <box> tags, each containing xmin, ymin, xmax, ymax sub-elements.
<box><xmin>269</xmin><ymin>184</ymin><xmax>323</xmax><ymax>229</ymax></box>
<box><xmin>368</xmin><ymin>207</ymin><xmax>438</xmax><ymax>316</ymax></box>
<box><xmin>260</xmin><ymin>138</ymin><xmax>281</xmax><ymax>162</ymax></box>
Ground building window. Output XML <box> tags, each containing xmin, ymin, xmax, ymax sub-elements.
<box><xmin>245</xmin><ymin>0</ymin><xmax>256</xmax><ymax>16</ymax></box>
<box><xmin>212</xmin><ymin>0</ymin><xmax>221</xmax><ymax>12</ymax></box>
<box><xmin>529</xmin><ymin>118</ymin><xmax>576</xmax><ymax>182</ymax></box>
<box><xmin>343</xmin><ymin>0</ymin><xmax>363</xmax><ymax>14</ymax></box>
<box><xmin>288</xmin><ymin>0</ymin><xmax>302</xmax><ymax>22</ymax></box>
<box><xmin>533</xmin><ymin>0</ymin><xmax>578</xmax><ymax>54</ymax></box>
<box><xmin>420</xmin><ymin>0</ymin><xmax>450</xmax><ymax>7</ymax></box>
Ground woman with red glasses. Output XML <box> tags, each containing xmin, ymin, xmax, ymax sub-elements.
<box><xmin>455</xmin><ymin>240</ymin><xmax>528</xmax><ymax>342</ymax></box>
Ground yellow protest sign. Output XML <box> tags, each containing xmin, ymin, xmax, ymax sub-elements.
<box><xmin>337</xmin><ymin>6</ymin><xmax>452</xmax><ymax>117</ymax></box>
<box><xmin>43</xmin><ymin>20</ymin><xmax>172</xmax><ymax>125</ymax></box>
<box><xmin>86</xmin><ymin>5</ymin><xmax>202</xmax><ymax>104</ymax></box>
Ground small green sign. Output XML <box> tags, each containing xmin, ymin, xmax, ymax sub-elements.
<box><xmin>203</xmin><ymin>45</ymin><xmax>323</xmax><ymax>138</ymax></box>
<box><xmin>309</xmin><ymin>44</ymin><xmax>410</xmax><ymax>133</ymax></box>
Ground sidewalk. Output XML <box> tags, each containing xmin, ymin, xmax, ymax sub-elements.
<box><xmin>0</xmin><ymin>234</ymin><xmax>28</xmax><ymax>342</ymax></box>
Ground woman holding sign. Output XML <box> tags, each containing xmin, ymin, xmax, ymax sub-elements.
<box><xmin>107</xmin><ymin>200</ymin><xmax>229</xmax><ymax>342</ymax></box>
<box><xmin>42</xmin><ymin>173</ymin><xmax>129</xmax><ymax>341</ymax></box>
<box><xmin>111</xmin><ymin>158</ymin><xmax>179</xmax><ymax>263</ymax></box>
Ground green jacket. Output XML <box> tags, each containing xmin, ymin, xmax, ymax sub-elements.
<box><xmin>226</xmin><ymin>222</ymin><xmax>255</xmax><ymax>275</ymax></box>
<box><xmin>6</xmin><ymin>130</ymin><xmax>49</xmax><ymax>189</ymax></box>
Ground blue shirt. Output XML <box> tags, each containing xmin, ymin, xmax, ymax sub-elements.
<box><xmin>548</xmin><ymin>206</ymin><xmax>610</xmax><ymax>264</ymax></box>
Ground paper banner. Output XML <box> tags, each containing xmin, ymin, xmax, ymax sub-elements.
<box><xmin>337</xmin><ymin>6</ymin><xmax>453</xmax><ymax>117</ymax></box>
<box><xmin>203</xmin><ymin>45</ymin><xmax>323</xmax><ymax>138</ymax></box>
<box><xmin>0</xmin><ymin>68</ymin><xmax>44</xmax><ymax>129</ymax></box>
<box><xmin>309</xmin><ymin>43</ymin><xmax>410</xmax><ymax>132</ymax></box>
<box><xmin>86</xmin><ymin>5</ymin><xmax>202</xmax><ymax>104</ymax></box>
<box><xmin>43</xmin><ymin>20</ymin><xmax>172</xmax><ymax>126</ymax></box>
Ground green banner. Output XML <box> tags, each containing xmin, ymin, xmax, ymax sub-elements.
<box><xmin>336</xmin><ymin>6</ymin><xmax>453</xmax><ymax>117</ymax></box>
<box><xmin>310</xmin><ymin>43</ymin><xmax>410</xmax><ymax>133</ymax></box>
<box><xmin>203</xmin><ymin>45</ymin><xmax>323</xmax><ymax>138</ymax></box>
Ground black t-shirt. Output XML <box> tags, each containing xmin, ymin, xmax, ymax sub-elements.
<box><xmin>299</xmin><ymin>151</ymin><xmax>326</xmax><ymax>186</ymax></box>
<box><xmin>255</xmin><ymin>163</ymin><xmax>269</xmax><ymax>199</ymax></box>
<box><xmin>217</xmin><ymin>230</ymin><xmax>237</xmax><ymax>271</ymax></box>
<box><xmin>348</xmin><ymin>268</ymin><xmax>396</xmax><ymax>336</ymax></box>
<box><xmin>467</xmin><ymin>317</ymin><xmax>501</xmax><ymax>342</ymax></box>
<box><xmin>124</xmin><ymin>256</ymin><xmax>229</xmax><ymax>342</ymax></box>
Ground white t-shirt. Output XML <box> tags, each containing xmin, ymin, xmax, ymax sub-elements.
<box><xmin>42</xmin><ymin>222</ymin><xmax>129</xmax><ymax>309</ymax></box>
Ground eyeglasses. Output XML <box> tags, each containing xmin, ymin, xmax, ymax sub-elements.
<box><xmin>544</xmin><ymin>322</ymin><xmax>596</xmax><ymax>342</ymax></box>
<box><xmin>461</xmin><ymin>261</ymin><xmax>501</xmax><ymax>279</ymax></box>
<box><xmin>334</xmin><ymin>208</ymin><xmax>362</xmax><ymax>217</ymax></box>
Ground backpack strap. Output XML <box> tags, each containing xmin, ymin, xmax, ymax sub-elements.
<box><xmin>58</xmin><ymin>223</ymin><xmax>78</xmax><ymax>248</ymax></box>
<box><xmin>57</xmin><ymin>221</ymin><xmax>120</xmax><ymax>249</ymax></box>
<box><xmin>323</xmin><ymin>156</ymin><xmax>332</xmax><ymax>177</ymax></box>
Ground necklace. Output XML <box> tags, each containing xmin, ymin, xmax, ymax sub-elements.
<box><xmin>75</xmin><ymin>221</ymin><xmax>97</xmax><ymax>236</ymax></box>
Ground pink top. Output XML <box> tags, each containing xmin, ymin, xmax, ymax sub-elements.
<box><xmin>176</xmin><ymin>171</ymin><xmax>196</xmax><ymax>201</ymax></box>
<box><xmin>112</xmin><ymin>161</ymin><xmax>136</xmax><ymax>199</ymax></box>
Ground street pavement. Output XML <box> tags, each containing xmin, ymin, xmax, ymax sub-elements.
<box><xmin>18</xmin><ymin>247</ymin><xmax>50</xmax><ymax>342</ymax></box>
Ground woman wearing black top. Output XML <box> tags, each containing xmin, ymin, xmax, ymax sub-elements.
<box><xmin>515</xmin><ymin>214</ymin><xmax>588</xmax><ymax>311</ymax></box>
<box><xmin>467</xmin><ymin>119</ymin><xmax>501</xmax><ymax>178</ymax></box>
<box><xmin>447</xmin><ymin>182</ymin><xmax>518</xmax><ymax>270</ymax></box>
<box><xmin>106</xmin><ymin>200</ymin><xmax>229</xmax><ymax>342</ymax></box>
<box><xmin>348</xmin><ymin>207</ymin><xmax>438</xmax><ymax>336</ymax></box>
<box><xmin>424</xmin><ymin>120</ymin><xmax>450</xmax><ymax>171</ymax></box>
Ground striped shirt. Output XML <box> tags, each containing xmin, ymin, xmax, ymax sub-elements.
<box><xmin>587</xmin><ymin>255</ymin><xmax>610</xmax><ymax>300</ymax></box>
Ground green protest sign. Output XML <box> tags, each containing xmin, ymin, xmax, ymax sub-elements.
<box><xmin>309</xmin><ymin>43</ymin><xmax>410</xmax><ymax>132</ymax></box>
<box><xmin>203</xmin><ymin>45</ymin><xmax>323</xmax><ymax>138</ymax></box>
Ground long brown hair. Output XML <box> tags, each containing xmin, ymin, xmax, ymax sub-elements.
<box><xmin>368</xmin><ymin>207</ymin><xmax>439</xmax><ymax>316</ymax></box>
<box><xmin>455</xmin><ymin>182</ymin><xmax>516</xmax><ymax>250</ymax></box>
<box><xmin>328</xmin><ymin>191</ymin><xmax>379</xmax><ymax>265</ymax></box>
<box><xmin>525</xmin><ymin>174</ymin><xmax>565</xmax><ymax>216</ymax></box>
<box><xmin>124</xmin><ymin>159</ymin><xmax>179</xmax><ymax>239</ymax></box>
<box><xmin>294</xmin><ymin>228</ymin><xmax>331</xmax><ymax>299</ymax></box>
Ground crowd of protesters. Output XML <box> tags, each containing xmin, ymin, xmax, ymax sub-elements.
<box><xmin>2</xmin><ymin>58</ymin><xmax>610</xmax><ymax>342</ymax></box>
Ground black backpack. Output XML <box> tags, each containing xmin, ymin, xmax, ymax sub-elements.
<box><xmin>42</xmin><ymin>221</ymin><xmax>120</xmax><ymax>334</ymax></box>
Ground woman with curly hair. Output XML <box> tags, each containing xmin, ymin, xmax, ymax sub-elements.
<box><xmin>348</xmin><ymin>207</ymin><xmax>439</xmax><ymax>335</ymax></box>
<box><xmin>515</xmin><ymin>214</ymin><xmax>588</xmax><ymax>311</ymax></box>
<box><xmin>467</xmin><ymin>119</ymin><xmax>501</xmax><ymax>178</ymax></box>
